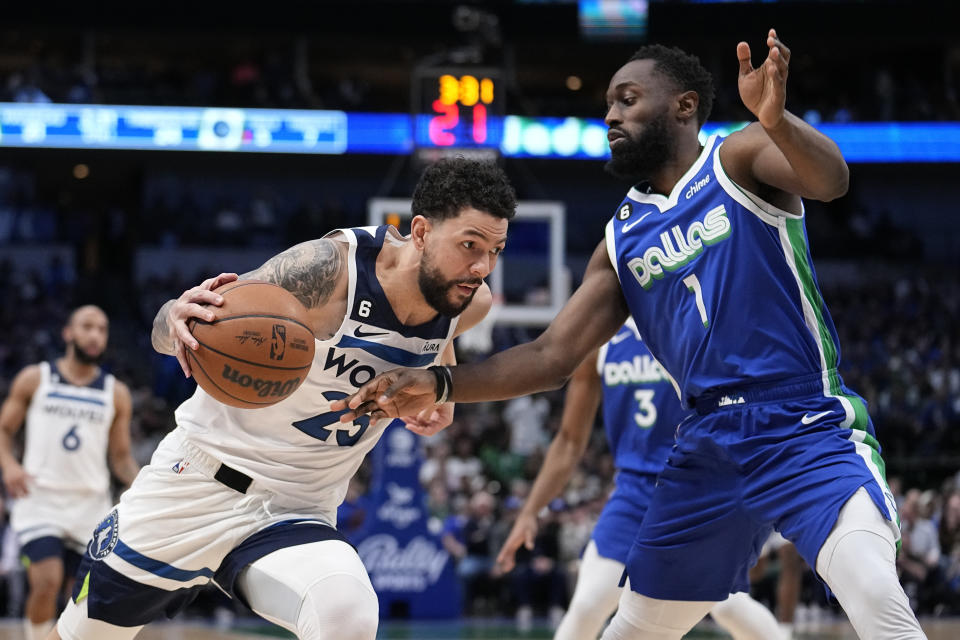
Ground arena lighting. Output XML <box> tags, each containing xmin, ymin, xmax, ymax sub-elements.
<box><xmin>0</xmin><ymin>103</ymin><xmax>958</xmax><ymax>162</ymax></box>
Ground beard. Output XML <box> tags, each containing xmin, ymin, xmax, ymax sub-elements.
<box><xmin>70</xmin><ymin>340</ymin><xmax>104</xmax><ymax>366</ymax></box>
<box><xmin>604</xmin><ymin>108</ymin><xmax>675</xmax><ymax>183</ymax></box>
<box><xmin>418</xmin><ymin>252</ymin><xmax>481</xmax><ymax>318</ymax></box>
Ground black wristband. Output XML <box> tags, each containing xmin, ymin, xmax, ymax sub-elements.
<box><xmin>438</xmin><ymin>365</ymin><xmax>453</xmax><ymax>403</ymax></box>
<box><xmin>428</xmin><ymin>365</ymin><xmax>453</xmax><ymax>404</ymax></box>
<box><xmin>427</xmin><ymin>365</ymin><xmax>447</xmax><ymax>403</ymax></box>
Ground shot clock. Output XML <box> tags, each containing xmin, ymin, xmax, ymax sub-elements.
<box><xmin>411</xmin><ymin>66</ymin><xmax>504</xmax><ymax>154</ymax></box>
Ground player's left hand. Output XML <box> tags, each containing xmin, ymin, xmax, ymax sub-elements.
<box><xmin>495</xmin><ymin>512</ymin><xmax>538</xmax><ymax>573</ymax></box>
<box><xmin>330</xmin><ymin>368</ymin><xmax>437</xmax><ymax>422</ymax></box>
<box><xmin>737</xmin><ymin>28</ymin><xmax>789</xmax><ymax>129</ymax></box>
<box><xmin>402</xmin><ymin>402</ymin><xmax>454</xmax><ymax>437</ymax></box>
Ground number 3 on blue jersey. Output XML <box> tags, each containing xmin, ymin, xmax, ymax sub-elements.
<box><xmin>292</xmin><ymin>391</ymin><xmax>371</xmax><ymax>446</ymax></box>
<box><xmin>683</xmin><ymin>274</ymin><xmax>709</xmax><ymax>328</ymax></box>
<box><xmin>633</xmin><ymin>389</ymin><xmax>657</xmax><ymax>428</ymax></box>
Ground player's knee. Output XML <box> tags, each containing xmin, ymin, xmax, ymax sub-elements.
<box><xmin>820</xmin><ymin>528</ymin><xmax>906</xmax><ymax>612</ymax></box>
<box><xmin>822</xmin><ymin>529</ymin><xmax>896</xmax><ymax>581</ymax></box>
<box><xmin>297</xmin><ymin>574</ymin><xmax>378</xmax><ymax>640</ymax></box>
<box><xmin>567</xmin><ymin>590</ymin><xmax>615</xmax><ymax>621</ymax></box>
<box><xmin>600</xmin><ymin>592</ymin><xmax>714</xmax><ymax>640</ymax></box>
<box><xmin>29</xmin><ymin>572</ymin><xmax>62</xmax><ymax>600</ymax></box>
<box><xmin>707</xmin><ymin>594</ymin><xmax>736</xmax><ymax>622</ymax></box>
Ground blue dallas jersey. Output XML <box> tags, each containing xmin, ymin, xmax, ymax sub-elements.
<box><xmin>598</xmin><ymin>318</ymin><xmax>689</xmax><ymax>478</ymax></box>
<box><xmin>605</xmin><ymin>135</ymin><xmax>866</xmax><ymax>427</ymax></box>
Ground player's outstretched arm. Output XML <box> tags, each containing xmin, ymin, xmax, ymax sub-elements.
<box><xmin>333</xmin><ymin>240</ymin><xmax>628</xmax><ymax>421</ymax></box>
<box><xmin>723</xmin><ymin>28</ymin><xmax>848</xmax><ymax>205</ymax></box>
<box><xmin>403</xmin><ymin>281</ymin><xmax>494</xmax><ymax>436</ymax></box>
<box><xmin>0</xmin><ymin>365</ymin><xmax>41</xmax><ymax>497</ymax></box>
<box><xmin>402</xmin><ymin>283</ymin><xmax>493</xmax><ymax>437</ymax></box>
<box><xmin>496</xmin><ymin>352</ymin><xmax>603</xmax><ymax>573</ymax></box>
<box><xmin>402</xmin><ymin>340</ymin><xmax>457</xmax><ymax>437</ymax></box>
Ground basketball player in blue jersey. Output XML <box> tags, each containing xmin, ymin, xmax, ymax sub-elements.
<box><xmin>44</xmin><ymin>158</ymin><xmax>516</xmax><ymax>640</ymax></box>
<box><xmin>496</xmin><ymin>319</ymin><xmax>786</xmax><ymax>640</ymax></box>
<box><xmin>0</xmin><ymin>305</ymin><xmax>139</xmax><ymax>640</ymax></box>
<box><xmin>338</xmin><ymin>30</ymin><xmax>927</xmax><ymax>639</ymax></box>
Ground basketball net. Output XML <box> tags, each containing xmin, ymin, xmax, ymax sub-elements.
<box><xmin>457</xmin><ymin>292</ymin><xmax>502</xmax><ymax>356</ymax></box>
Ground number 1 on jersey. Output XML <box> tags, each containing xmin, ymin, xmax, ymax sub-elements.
<box><xmin>683</xmin><ymin>274</ymin><xmax>709</xmax><ymax>328</ymax></box>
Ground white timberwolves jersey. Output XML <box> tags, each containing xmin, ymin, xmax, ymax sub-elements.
<box><xmin>23</xmin><ymin>361</ymin><xmax>116</xmax><ymax>493</ymax></box>
<box><xmin>177</xmin><ymin>226</ymin><xmax>459</xmax><ymax>520</ymax></box>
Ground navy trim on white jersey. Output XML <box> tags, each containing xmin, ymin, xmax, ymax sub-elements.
<box><xmin>45</xmin><ymin>392</ymin><xmax>105</xmax><ymax>406</ymax></box>
<box><xmin>112</xmin><ymin>539</ymin><xmax>215</xmax><ymax>582</ymax></box>
<box><xmin>333</xmin><ymin>335</ymin><xmax>438</xmax><ymax>367</ymax></box>
<box><xmin>350</xmin><ymin>225</ymin><xmax>454</xmax><ymax>341</ymax></box>
<box><xmin>51</xmin><ymin>361</ymin><xmax>108</xmax><ymax>391</ymax></box>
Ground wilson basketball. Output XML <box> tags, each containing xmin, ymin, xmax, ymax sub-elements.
<box><xmin>187</xmin><ymin>280</ymin><xmax>315</xmax><ymax>409</ymax></box>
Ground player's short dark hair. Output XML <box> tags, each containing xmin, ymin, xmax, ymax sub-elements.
<box><xmin>628</xmin><ymin>45</ymin><xmax>715</xmax><ymax>126</ymax></box>
<box><xmin>412</xmin><ymin>157</ymin><xmax>517</xmax><ymax>222</ymax></box>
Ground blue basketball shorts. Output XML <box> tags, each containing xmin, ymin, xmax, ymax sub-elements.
<box><xmin>21</xmin><ymin>536</ymin><xmax>83</xmax><ymax>579</ymax></box>
<box><xmin>591</xmin><ymin>471</ymin><xmax>655</xmax><ymax>564</ymax></box>
<box><xmin>624</xmin><ymin>378</ymin><xmax>898</xmax><ymax>602</ymax></box>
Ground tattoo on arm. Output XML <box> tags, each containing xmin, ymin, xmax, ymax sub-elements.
<box><xmin>151</xmin><ymin>299</ymin><xmax>177</xmax><ymax>355</ymax></box>
<box><xmin>241</xmin><ymin>239</ymin><xmax>343</xmax><ymax>309</ymax></box>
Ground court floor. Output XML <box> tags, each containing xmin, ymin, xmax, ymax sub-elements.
<box><xmin>2</xmin><ymin>617</ymin><xmax>957</xmax><ymax>639</ymax></box>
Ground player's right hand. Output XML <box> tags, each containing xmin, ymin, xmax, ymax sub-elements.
<box><xmin>169</xmin><ymin>273</ymin><xmax>238</xmax><ymax>377</ymax></box>
<box><xmin>3</xmin><ymin>460</ymin><xmax>32</xmax><ymax>498</ymax></box>
<box><xmin>495</xmin><ymin>512</ymin><xmax>538</xmax><ymax>573</ymax></box>
<box><xmin>331</xmin><ymin>368</ymin><xmax>438</xmax><ymax>422</ymax></box>
<box><xmin>402</xmin><ymin>402</ymin><xmax>454</xmax><ymax>437</ymax></box>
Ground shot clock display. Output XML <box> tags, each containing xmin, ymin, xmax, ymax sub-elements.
<box><xmin>412</xmin><ymin>67</ymin><xmax>504</xmax><ymax>151</ymax></box>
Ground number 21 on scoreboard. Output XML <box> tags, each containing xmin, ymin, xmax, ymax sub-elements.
<box><xmin>429</xmin><ymin>74</ymin><xmax>495</xmax><ymax>146</ymax></box>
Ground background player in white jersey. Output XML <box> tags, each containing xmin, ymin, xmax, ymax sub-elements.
<box><xmin>337</xmin><ymin>30</ymin><xmax>927</xmax><ymax>640</ymax></box>
<box><xmin>46</xmin><ymin>158</ymin><xmax>517</xmax><ymax>640</ymax></box>
<box><xmin>0</xmin><ymin>305</ymin><xmax>138</xmax><ymax>640</ymax></box>
<box><xmin>496</xmin><ymin>320</ymin><xmax>785</xmax><ymax>640</ymax></box>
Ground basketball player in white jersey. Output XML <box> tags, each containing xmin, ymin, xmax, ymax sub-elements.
<box><xmin>0</xmin><ymin>305</ymin><xmax>139</xmax><ymax>640</ymax></box>
<box><xmin>45</xmin><ymin>158</ymin><xmax>517</xmax><ymax>640</ymax></box>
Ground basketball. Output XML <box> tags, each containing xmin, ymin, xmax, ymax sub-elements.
<box><xmin>187</xmin><ymin>280</ymin><xmax>315</xmax><ymax>409</ymax></box>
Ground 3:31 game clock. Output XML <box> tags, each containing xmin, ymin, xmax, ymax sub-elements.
<box><xmin>412</xmin><ymin>67</ymin><xmax>504</xmax><ymax>150</ymax></box>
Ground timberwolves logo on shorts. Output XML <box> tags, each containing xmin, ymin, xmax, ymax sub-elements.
<box><xmin>89</xmin><ymin>509</ymin><xmax>119</xmax><ymax>560</ymax></box>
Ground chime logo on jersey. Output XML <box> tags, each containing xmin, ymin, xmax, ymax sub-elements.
<box><xmin>685</xmin><ymin>173</ymin><xmax>710</xmax><ymax>199</ymax></box>
<box><xmin>89</xmin><ymin>509</ymin><xmax>119</xmax><ymax>560</ymax></box>
<box><xmin>627</xmin><ymin>204</ymin><xmax>731</xmax><ymax>290</ymax></box>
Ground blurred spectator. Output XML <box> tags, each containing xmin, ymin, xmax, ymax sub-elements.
<box><xmin>419</xmin><ymin>439</ymin><xmax>450</xmax><ymax>489</ymax></box>
<box><xmin>442</xmin><ymin>491</ymin><xmax>499</xmax><ymax>615</ymax></box>
<box><xmin>446</xmin><ymin>436</ymin><xmax>483</xmax><ymax>495</ymax></box>
<box><xmin>503</xmin><ymin>394</ymin><xmax>550</xmax><ymax>456</ymax></box>
<box><xmin>505</xmin><ymin>500</ymin><xmax>567</xmax><ymax>632</ymax></box>
<box><xmin>337</xmin><ymin>475</ymin><xmax>371</xmax><ymax>539</ymax></box>
<box><xmin>938</xmin><ymin>491</ymin><xmax>960</xmax><ymax>613</ymax></box>
<box><xmin>898</xmin><ymin>488</ymin><xmax>943</xmax><ymax>613</ymax></box>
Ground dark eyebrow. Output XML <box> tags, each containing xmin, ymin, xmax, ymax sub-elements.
<box><xmin>605</xmin><ymin>81</ymin><xmax>641</xmax><ymax>101</ymax></box>
<box><xmin>463</xmin><ymin>228</ymin><xmax>508</xmax><ymax>245</ymax></box>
